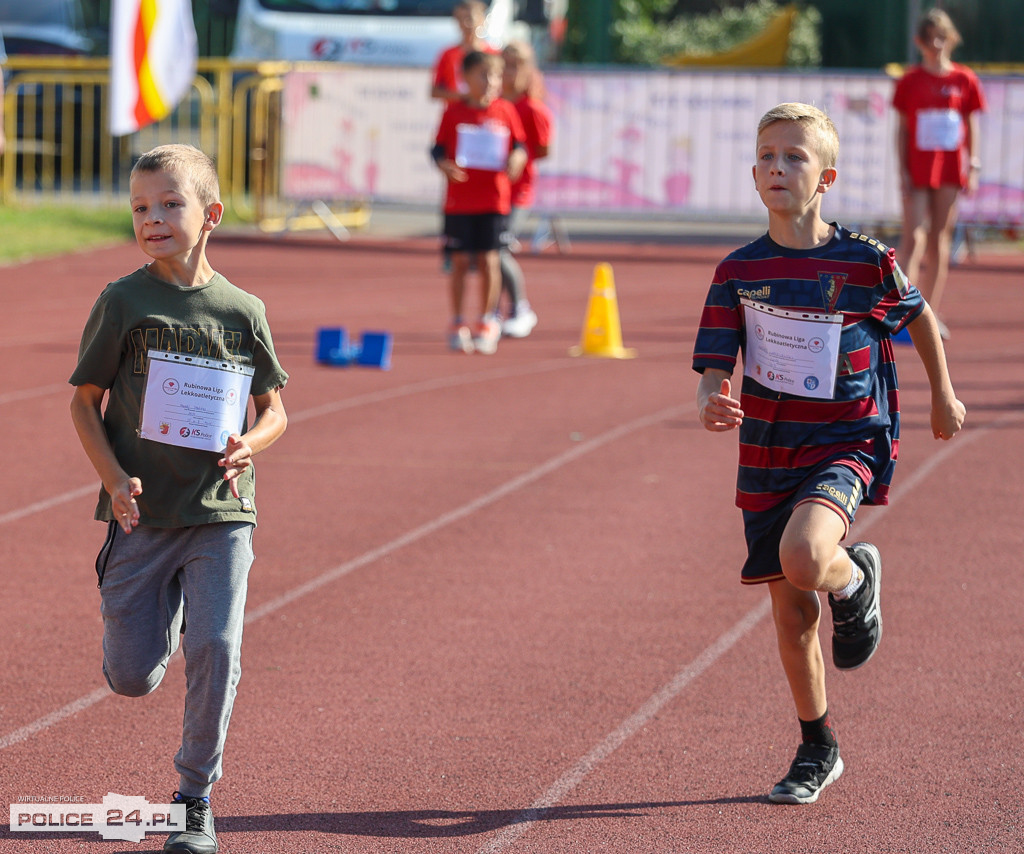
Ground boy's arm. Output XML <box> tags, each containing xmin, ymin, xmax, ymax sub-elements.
<box><xmin>507</xmin><ymin>143</ymin><xmax>528</xmax><ymax>183</ymax></box>
<box><xmin>906</xmin><ymin>305</ymin><xmax>966</xmax><ymax>440</ymax></box>
<box><xmin>431</xmin><ymin>141</ymin><xmax>468</xmax><ymax>184</ymax></box>
<box><xmin>70</xmin><ymin>383</ymin><xmax>142</xmax><ymax>533</ymax></box>
<box><xmin>219</xmin><ymin>386</ymin><xmax>288</xmax><ymax>498</ymax></box>
<box><xmin>696</xmin><ymin>369</ymin><xmax>743</xmax><ymax>432</ymax></box>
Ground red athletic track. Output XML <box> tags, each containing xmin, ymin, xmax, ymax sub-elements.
<box><xmin>1</xmin><ymin>230</ymin><xmax>1021</xmax><ymax>854</ymax></box>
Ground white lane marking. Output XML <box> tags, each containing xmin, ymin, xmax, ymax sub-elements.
<box><xmin>0</xmin><ymin>404</ymin><xmax>686</xmax><ymax>751</ymax></box>
<box><xmin>474</xmin><ymin>419</ymin><xmax>1000</xmax><ymax>853</ymax></box>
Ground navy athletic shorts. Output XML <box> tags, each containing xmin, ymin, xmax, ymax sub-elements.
<box><xmin>739</xmin><ymin>462</ymin><xmax>869</xmax><ymax>585</ymax></box>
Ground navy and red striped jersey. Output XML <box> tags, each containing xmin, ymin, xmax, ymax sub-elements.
<box><xmin>692</xmin><ymin>224</ymin><xmax>925</xmax><ymax>511</ymax></box>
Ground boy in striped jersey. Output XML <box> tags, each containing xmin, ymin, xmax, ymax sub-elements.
<box><xmin>693</xmin><ymin>103</ymin><xmax>965</xmax><ymax>804</ymax></box>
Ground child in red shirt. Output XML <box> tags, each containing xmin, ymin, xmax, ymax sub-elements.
<box><xmin>432</xmin><ymin>50</ymin><xmax>527</xmax><ymax>354</ymax></box>
<box><xmin>498</xmin><ymin>39</ymin><xmax>554</xmax><ymax>339</ymax></box>
<box><xmin>431</xmin><ymin>0</ymin><xmax>500</xmax><ymax>104</ymax></box>
<box><xmin>893</xmin><ymin>8</ymin><xmax>986</xmax><ymax>336</ymax></box>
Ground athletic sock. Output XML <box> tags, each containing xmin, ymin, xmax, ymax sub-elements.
<box><xmin>833</xmin><ymin>561</ymin><xmax>864</xmax><ymax>601</ymax></box>
<box><xmin>800</xmin><ymin>709</ymin><xmax>838</xmax><ymax>748</ymax></box>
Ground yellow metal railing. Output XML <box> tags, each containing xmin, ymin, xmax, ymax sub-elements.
<box><xmin>0</xmin><ymin>57</ymin><xmax>369</xmax><ymax>233</ymax></box>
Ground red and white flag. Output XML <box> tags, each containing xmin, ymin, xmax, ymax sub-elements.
<box><xmin>109</xmin><ymin>0</ymin><xmax>198</xmax><ymax>136</ymax></box>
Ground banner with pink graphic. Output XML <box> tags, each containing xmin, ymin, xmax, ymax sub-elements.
<box><xmin>281</xmin><ymin>68</ymin><xmax>1024</xmax><ymax>227</ymax></box>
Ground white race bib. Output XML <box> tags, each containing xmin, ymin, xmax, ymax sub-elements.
<box><xmin>455</xmin><ymin>123</ymin><xmax>510</xmax><ymax>171</ymax></box>
<box><xmin>916</xmin><ymin>109</ymin><xmax>962</xmax><ymax>152</ymax></box>
<box><xmin>742</xmin><ymin>299</ymin><xmax>843</xmax><ymax>400</ymax></box>
<box><xmin>139</xmin><ymin>350</ymin><xmax>255</xmax><ymax>453</ymax></box>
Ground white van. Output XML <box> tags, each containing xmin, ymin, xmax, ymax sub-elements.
<box><xmin>230</xmin><ymin>0</ymin><xmax>533</xmax><ymax>66</ymax></box>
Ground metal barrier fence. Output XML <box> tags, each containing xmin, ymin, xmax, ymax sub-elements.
<box><xmin>2</xmin><ymin>59</ymin><xmax>1022</xmax><ymax>235</ymax></box>
<box><xmin>0</xmin><ymin>57</ymin><xmax>364</xmax><ymax>231</ymax></box>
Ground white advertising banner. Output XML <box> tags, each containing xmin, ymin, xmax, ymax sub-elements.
<box><xmin>280</xmin><ymin>68</ymin><xmax>1024</xmax><ymax>227</ymax></box>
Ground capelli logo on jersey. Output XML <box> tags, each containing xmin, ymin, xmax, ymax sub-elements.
<box><xmin>736</xmin><ymin>286</ymin><xmax>772</xmax><ymax>301</ymax></box>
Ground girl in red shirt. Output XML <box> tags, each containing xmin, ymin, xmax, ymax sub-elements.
<box><xmin>893</xmin><ymin>9</ymin><xmax>986</xmax><ymax>336</ymax></box>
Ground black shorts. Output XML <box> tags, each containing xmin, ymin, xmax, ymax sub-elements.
<box><xmin>443</xmin><ymin>213</ymin><xmax>510</xmax><ymax>254</ymax></box>
<box><xmin>739</xmin><ymin>462</ymin><xmax>869</xmax><ymax>585</ymax></box>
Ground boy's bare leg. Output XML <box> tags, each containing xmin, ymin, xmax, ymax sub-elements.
<box><xmin>478</xmin><ymin>249</ymin><xmax>501</xmax><ymax>316</ymax></box>
<box><xmin>768</xmin><ymin>579</ymin><xmax>827</xmax><ymax>722</ymax></box>
<box><xmin>450</xmin><ymin>252</ymin><xmax>470</xmax><ymax>318</ymax></box>
<box><xmin>778</xmin><ymin>501</ymin><xmax>854</xmax><ymax>593</ymax></box>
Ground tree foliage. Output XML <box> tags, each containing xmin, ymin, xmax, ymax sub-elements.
<box><xmin>565</xmin><ymin>0</ymin><xmax>822</xmax><ymax>67</ymax></box>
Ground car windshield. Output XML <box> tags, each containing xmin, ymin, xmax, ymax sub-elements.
<box><xmin>254</xmin><ymin>0</ymin><xmax>479</xmax><ymax>16</ymax></box>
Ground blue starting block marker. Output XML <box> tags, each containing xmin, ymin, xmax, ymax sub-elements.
<box><xmin>316</xmin><ymin>328</ymin><xmax>392</xmax><ymax>369</ymax></box>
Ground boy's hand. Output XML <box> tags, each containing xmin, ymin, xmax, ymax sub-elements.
<box><xmin>219</xmin><ymin>434</ymin><xmax>254</xmax><ymax>499</ymax></box>
<box><xmin>507</xmin><ymin>148</ymin><xmax>527</xmax><ymax>183</ymax></box>
<box><xmin>438</xmin><ymin>159</ymin><xmax>468</xmax><ymax>183</ymax></box>
<box><xmin>110</xmin><ymin>478</ymin><xmax>142</xmax><ymax>534</ymax></box>
<box><xmin>699</xmin><ymin>378</ymin><xmax>744</xmax><ymax>432</ymax></box>
<box><xmin>932</xmin><ymin>395</ymin><xmax>966</xmax><ymax>441</ymax></box>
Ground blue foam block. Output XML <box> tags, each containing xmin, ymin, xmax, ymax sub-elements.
<box><xmin>316</xmin><ymin>327</ymin><xmax>352</xmax><ymax>364</ymax></box>
<box><xmin>356</xmin><ymin>331</ymin><xmax>393</xmax><ymax>369</ymax></box>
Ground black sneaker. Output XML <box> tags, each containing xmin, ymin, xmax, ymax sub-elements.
<box><xmin>828</xmin><ymin>542</ymin><xmax>882</xmax><ymax>670</ymax></box>
<box><xmin>164</xmin><ymin>793</ymin><xmax>217</xmax><ymax>854</ymax></box>
<box><xmin>769</xmin><ymin>742</ymin><xmax>844</xmax><ymax>804</ymax></box>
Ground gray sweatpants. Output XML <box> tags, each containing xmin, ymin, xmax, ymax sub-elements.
<box><xmin>97</xmin><ymin>521</ymin><xmax>254</xmax><ymax>798</ymax></box>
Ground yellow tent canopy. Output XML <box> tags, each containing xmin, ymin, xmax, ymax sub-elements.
<box><xmin>663</xmin><ymin>4</ymin><xmax>797</xmax><ymax>68</ymax></box>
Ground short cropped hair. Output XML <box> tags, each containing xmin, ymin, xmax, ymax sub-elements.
<box><xmin>463</xmin><ymin>49</ymin><xmax>502</xmax><ymax>75</ymax></box>
<box><xmin>131</xmin><ymin>144</ymin><xmax>221</xmax><ymax>207</ymax></box>
<box><xmin>917</xmin><ymin>9</ymin><xmax>962</xmax><ymax>50</ymax></box>
<box><xmin>454</xmin><ymin>0</ymin><xmax>487</xmax><ymax>19</ymax></box>
<box><xmin>502</xmin><ymin>39</ymin><xmax>535</xmax><ymax>66</ymax></box>
<box><xmin>757</xmin><ymin>102</ymin><xmax>839</xmax><ymax>170</ymax></box>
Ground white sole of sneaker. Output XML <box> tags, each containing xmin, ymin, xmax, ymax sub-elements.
<box><xmin>769</xmin><ymin>755</ymin><xmax>845</xmax><ymax>805</ymax></box>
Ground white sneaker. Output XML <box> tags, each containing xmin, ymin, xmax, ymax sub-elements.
<box><xmin>501</xmin><ymin>307</ymin><xmax>538</xmax><ymax>339</ymax></box>
<box><xmin>448</xmin><ymin>323</ymin><xmax>474</xmax><ymax>353</ymax></box>
<box><xmin>473</xmin><ymin>318</ymin><xmax>502</xmax><ymax>355</ymax></box>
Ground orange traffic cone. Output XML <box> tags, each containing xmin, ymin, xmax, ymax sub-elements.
<box><xmin>569</xmin><ymin>263</ymin><xmax>637</xmax><ymax>359</ymax></box>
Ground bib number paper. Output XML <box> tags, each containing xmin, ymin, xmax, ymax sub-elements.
<box><xmin>139</xmin><ymin>350</ymin><xmax>254</xmax><ymax>452</ymax></box>
<box><xmin>916</xmin><ymin>109</ymin><xmax>962</xmax><ymax>152</ymax></box>
<box><xmin>742</xmin><ymin>299</ymin><xmax>842</xmax><ymax>400</ymax></box>
<box><xmin>455</xmin><ymin>123</ymin><xmax>510</xmax><ymax>171</ymax></box>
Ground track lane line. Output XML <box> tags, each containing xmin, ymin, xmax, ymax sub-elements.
<box><xmin>0</xmin><ymin>354</ymin><xmax>662</xmax><ymax>529</ymax></box>
<box><xmin>473</xmin><ymin>417</ymin><xmax>1008</xmax><ymax>853</ymax></box>
<box><xmin>0</xmin><ymin>403</ymin><xmax>687</xmax><ymax>752</ymax></box>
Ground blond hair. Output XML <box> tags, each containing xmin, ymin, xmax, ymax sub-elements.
<box><xmin>917</xmin><ymin>9</ymin><xmax>962</xmax><ymax>50</ymax></box>
<box><xmin>130</xmin><ymin>144</ymin><xmax>220</xmax><ymax>207</ymax></box>
<box><xmin>757</xmin><ymin>102</ymin><xmax>839</xmax><ymax>170</ymax></box>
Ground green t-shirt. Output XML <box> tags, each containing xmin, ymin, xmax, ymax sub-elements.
<box><xmin>70</xmin><ymin>266</ymin><xmax>289</xmax><ymax>527</ymax></box>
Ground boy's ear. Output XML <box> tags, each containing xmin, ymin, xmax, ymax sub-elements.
<box><xmin>204</xmin><ymin>202</ymin><xmax>225</xmax><ymax>230</ymax></box>
<box><xmin>818</xmin><ymin>167</ymin><xmax>838</xmax><ymax>193</ymax></box>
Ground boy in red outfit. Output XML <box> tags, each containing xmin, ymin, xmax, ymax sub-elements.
<box><xmin>432</xmin><ymin>50</ymin><xmax>527</xmax><ymax>354</ymax></box>
<box><xmin>431</xmin><ymin>0</ymin><xmax>499</xmax><ymax>104</ymax></box>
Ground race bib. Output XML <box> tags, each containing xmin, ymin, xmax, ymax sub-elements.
<box><xmin>139</xmin><ymin>350</ymin><xmax>254</xmax><ymax>453</ymax></box>
<box><xmin>455</xmin><ymin>123</ymin><xmax>510</xmax><ymax>171</ymax></box>
<box><xmin>742</xmin><ymin>299</ymin><xmax>842</xmax><ymax>400</ymax></box>
<box><xmin>916</xmin><ymin>109</ymin><xmax>962</xmax><ymax>152</ymax></box>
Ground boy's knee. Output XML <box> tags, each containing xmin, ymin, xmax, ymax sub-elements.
<box><xmin>103</xmin><ymin>661</ymin><xmax>165</xmax><ymax>697</ymax></box>
<box><xmin>778</xmin><ymin>539</ymin><xmax>830</xmax><ymax>591</ymax></box>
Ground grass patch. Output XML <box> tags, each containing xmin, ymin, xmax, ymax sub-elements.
<box><xmin>0</xmin><ymin>204</ymin><xmax>134</xmax><ymax>264</ymax></box>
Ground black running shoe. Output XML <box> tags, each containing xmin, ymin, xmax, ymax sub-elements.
<box><xmin>769</xmin><ymin>742</ymin><xmax>844</xmax><ymax>804</ymax></box>
<box><xmin>829</xmin><ymin>542</ymin><xmax>882</xmax><ymax>670</ymax></box>
<box><xmin>164</xmin><ymin>793</ymin><xmax>217</xmax><ymax>854</ymax></box>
